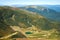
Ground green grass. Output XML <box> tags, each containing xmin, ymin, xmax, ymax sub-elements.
<box><xmin>0</xmin><ymin>6</ymin><xmax>60</xmax><ymax>39</ymax></box>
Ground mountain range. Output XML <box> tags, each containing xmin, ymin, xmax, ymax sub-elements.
<box><xmin>0</xmin><ymin>6</ymin><xmax>60</xmax><ymax>40</ymax></box>
<box><xmin>19</xmin><ymin>5</ymin><xmax>60</xmax><ymax>21</ymax></box>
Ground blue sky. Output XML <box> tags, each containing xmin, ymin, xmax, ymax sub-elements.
<box><xmin>0</xmin><ymin>0</ymin><xmax>60</xmax><ymax>5</ymax></box>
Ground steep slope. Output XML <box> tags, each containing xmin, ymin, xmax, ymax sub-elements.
<box><xmin>0</xmin><ymin>6</ymin><xmax>27</xmax><ymax>38</ymax></box>
<box><xmin>0</xmin><ymin>6</ymin><xmax>60</xmax><ymax>39</ymax></box>
<box><xmin>20</xmin><ymin>5</ymin><xmax>60</xmax><ymax>21</ymax></box>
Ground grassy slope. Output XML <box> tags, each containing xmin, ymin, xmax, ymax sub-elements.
<box><xmin>20</xmin><ymin>5</ymin><xmax>60</xmax><ymax>21</ymax></box>
<box><xmin>0</xmin><ymin>6</ymin><xmax>60</xmax><ymax>39</ymax></box>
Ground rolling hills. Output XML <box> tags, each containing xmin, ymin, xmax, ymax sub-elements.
<box><xmin>0</xmin><ymin>6</ymin><xmax>60</xmax><ymax>40</ymax></box>
<box><xmin>19</xmin><ymin>5</ymin><xmax>60</xmax><ymax>21</ymax></box>
<box><xmin>41</xmin><ymin>5</ymin><xmax>60</xmax><ymax>12</ymax></box>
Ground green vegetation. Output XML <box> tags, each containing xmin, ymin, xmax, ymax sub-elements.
<box><xmin>25</xmin><ymin>32</ymin><xmax>33</xmax><ymax>34</ymax></box>
<box><xmin>0</xmin><ymin>6</ymin><xmax>60</xmax><ymax>40</ymax></box>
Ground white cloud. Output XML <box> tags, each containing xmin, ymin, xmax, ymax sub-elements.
<box><xmin>5</xmin><ymin>2</ymin><xmax>60</xmax><ymax>5</ymax></box>
<box><xmin>0</xmin><ymin>0</ymin><xmax>60</xmax><ymax>5</ymax></box>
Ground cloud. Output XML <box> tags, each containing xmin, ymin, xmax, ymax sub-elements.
<box><xmin>0</xmin><ymin>0</ymin><xmax>60</xmax><ymax>5</ymax></box>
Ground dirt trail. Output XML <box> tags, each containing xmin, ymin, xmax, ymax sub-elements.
<box><xmin>10</xmin><ymin>26</ymin><xmax>27</xmax><ymax>37</ymax></box>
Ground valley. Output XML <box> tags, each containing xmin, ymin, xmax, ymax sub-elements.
<box><xmin>0</xmin><ymin>6</ymin><xmax>60</xmax><ymax>40</ymax></box>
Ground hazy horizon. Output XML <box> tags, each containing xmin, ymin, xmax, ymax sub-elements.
<box><xmin>0</xmin><ymin>0</ymin><xmax>60</xmax><ymax>6</ymax></box>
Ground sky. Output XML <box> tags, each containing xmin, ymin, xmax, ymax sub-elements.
<box><xmin>0</xmin><ymin>0</ymin><xmax>60</xmax><ymax>5</ymax></box>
